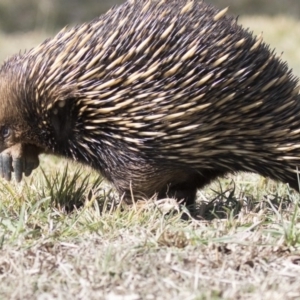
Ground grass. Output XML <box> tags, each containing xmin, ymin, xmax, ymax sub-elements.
<box><xmin>1</xmin><ymin>164</ymin><xmax>300</xmax><ymax>299</ymax></box>
<box><xmin>0</xmin><ymin>15</ymin><xmax>300</xmax><ymax>300</ymax></box>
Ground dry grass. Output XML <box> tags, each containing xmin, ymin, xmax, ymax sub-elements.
<box><xmin>0</xmin><ymin>15</ymin><xmax>300</xmax><ymax>300</ymax></box>
<box><xmin>1</xmin><ymin>160</ymin><xmax>300</xmax><ymax>299</ymax></box>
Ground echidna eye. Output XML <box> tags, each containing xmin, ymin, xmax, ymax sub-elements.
<box><xmin>1</xmin><ymin>126</ymin><xmax>10</xmax><ymax>138</ymax></box>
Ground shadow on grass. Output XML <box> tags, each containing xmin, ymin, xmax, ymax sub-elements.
<box><xmin>188</xmin><ymin>181</ymin><xmax>295</xmax><ymax>221</ymax></box>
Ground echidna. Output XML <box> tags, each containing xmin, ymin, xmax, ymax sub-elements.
<box><xmin>0</xmin><ymin>0</ymin><xmax>299</xmax><ymax>206</ymax></box>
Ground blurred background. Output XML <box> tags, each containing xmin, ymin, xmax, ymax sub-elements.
<box><xmin>0</xmin><ymin>0</ymin><xmax>299</xmax><ymax>74</ymax></box>
<box><xmin>0</xmin><ymin>0</ymin><xmax>299</xmax><ymax>33</ymax></box>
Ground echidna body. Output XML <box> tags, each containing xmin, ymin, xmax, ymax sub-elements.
<box><xmin>0</xmin><ymin>0</ymin><xmax>299</xmax><ymax>205</ymax></box>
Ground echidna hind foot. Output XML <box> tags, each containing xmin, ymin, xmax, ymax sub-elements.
<box><xmin>164</xmin><ymin>170</ymin><xmax>228</xmax><ymax>206</ymax></box>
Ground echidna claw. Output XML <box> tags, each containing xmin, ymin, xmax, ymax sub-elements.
<box><xmin>0</xmin><ymin>153</ymin><xmax>12</xmax><ymax>181</ymax></box>
<box><xmin>0</xmin><ymin>144</ymin><xmax>40</xmax><ymax>183</ymax></box>
<box><xmin>12</xmin><ymin>157</ymin><xmax>23</xmax><ymax>182</ymax></box>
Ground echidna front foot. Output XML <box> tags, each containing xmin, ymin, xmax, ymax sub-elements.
<box><xmin>0</xmin><ymin>144</ymin><xmax>40</xmax><ymax>182</ymax></box>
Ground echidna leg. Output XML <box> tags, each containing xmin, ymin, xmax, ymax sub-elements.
<box><xmin>163</xmin><ymin>184</ymin><xmax>197</xmax><ymax>207</ymax></box>
<box><xmin>162</xmin><ymin>169</ymin><xmax>227</xmax><ymax>207</ymax></box>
